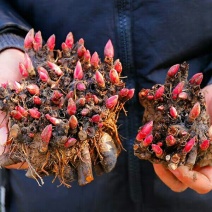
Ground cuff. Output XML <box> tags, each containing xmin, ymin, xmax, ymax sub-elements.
<box><xmin>0</xmin><ymin>33</ymin><xmax>24</xmax><ymax>52</ymax></box>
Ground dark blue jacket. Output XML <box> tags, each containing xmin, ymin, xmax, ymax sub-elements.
<box><xmin>1</xmin><ymin>1</ymin><xmax>212</xmax><ymax>211</ymax></box>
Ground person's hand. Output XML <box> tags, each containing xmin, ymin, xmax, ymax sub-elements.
<box><xmin>153</xmin><ymin>84</ymin><xmax>212</xmax><ymax>194</ymax></box>
<box><xmin>0</xmin><ymin>48</ymin><xmax>27</xmax><ymax>169</ymax></box>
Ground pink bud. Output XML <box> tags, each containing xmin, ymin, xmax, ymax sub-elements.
<box><xmin>136</xmin><ymin>121</ymin><xmax>153</xmax><ymax>141</ymax></box>
<box><xmin>47</xmin><ymin>34</ymin><xmax>55</xmax><ymax>51</ymax></box>
<box><xmin>74</xmin><ymin>61</ymin><xmax>84</xmax><ymax>80</ymax></box>
<box><xmin>19</xmin><ymin>62</ymin><xmax>28</xmax><ymax>78</ymax></box>
<box><xmin>41</xmin><ymin>124</ymin><xmax>52</xmax><ymax>143</ymax></box>
<box><xmin>24</xmin><ymin>53</ymin><xmax>34</xmax><ymax>73</ymax></box>
<box><xmin>172</xmin><ymin>81</ymin><xmax>185</xmax><ymax>100</ymax></box>
<box><xmin>28</xmin><ymin>108</ymin><xmax>41</xmax><ymax>119</ymax></box>
<box><xmin>33</xmin><ymin>96</ymin><xmax>42</xmax><ymax>105</ymax></box>
<box><xmin>76</xmin><ymin>82</ymin><xmax>86</xmax><ymax>91</ymax></box>
<box><xmin>143</xmin><ymin>134</ymin><xmax>153</xmax><ymax>147</ymax></box>
<box><xmin>104</xmin><ymin>39</ymin><xmax>114</xmax><ymax>58</ymax></box>
<box><xmin>64</xmin><ymin>138</ymin><xmax>77</xmax><ymax>148</ymax></box>
<box><xmin>183</xmin><ymin>137</ymin><xmax>195</xmax><ymax>153</ymax></box>
<box><xmin>13</xmin><ymin>81</ymin><xmax>23</xmax><ymax>93</ymax></box>
<box><xmin>167</xmin><ymin>64</ymin><xmax>180</xmax><ymax>77</ymax></box>
<box><xmin>61</xmin><ymin>42</ymin><xmax>69</xmax><ymax>52</ymax></box>
<box><xmin>91</xmin><ymin>114</ymin><xmax>101</xmax><ymax>123</ymax></box>
<box><xmin>81</xmin><ymin>108</ymin><xmax>90</xmax><ymax>116</ymax></box>
<box><xmin>92</xmin><ymin>95</ymin><xmax>99</xmax><ymax>104</ymax></box>
<box><xmin>51</xmin><ymin>90</ymin><xmax>63</xmax><ymax>100</ymax></box>
<box><xmin>189</xmin><ymin>73</ymin><xmax>203</xmax><ymax>85</ymax></box>
<box><xmin>109</xmin><ymin>69</ymin><xmax>119</xmax><ymax>84</ymax></box>
<box><xmin>154</xmin><ymin>86</ymin><xmax>164</xmax><ymax>100</ymax></box>
<box><xmin>84</xmin><ymin>50</ymin><xmax>91</xmax><ymax>63</ymax></box>
<box><xmin>91</xmin><ymin>52</ymin><xmax>99</xmax><ymax>68</ymax></box>
<box><xmin>69</xmin><ymin>115</ymin><xmax>78</xmax><ymax>129</ymax></box>
<box><xmin>152</xmin><ymin>144</ymin><xmax>163</xmax><ymax>157</ymax></box>
<box><xmin>45</xmin><ymin>114</ymin><xmax>61</xmax><ymax>125</ymax></box>
<box><xmin>188</xmin><ymin>102</ymin><xmax>201</xmax><ymax>122</ymax></box>
<box><xmin>106</xmin><ymin>95</ymin><xmax>118</xmax><ymax>109</ymax></box>
<box><xmin>11</xmin><ymin>110</ymin><xmax>23</xmax><ymax>120</ymax></box>
<box><xmin>78</xmin><ymin>38</ymin><xmax>84</xmax><ymax>45</ymax></box>
<box><xmin>77</xmin><ymin>45</ymin><xmax>86</xmax><ymax>57</ymax></box>
<box><xmin>76</xmin><ymin>97</ymin><xmax>86</xmax><ymax>106</ymax></box>
<box><xmin>1</xmin><ymin>82</ymin><xmax>8</xmax><ymax>88</ymax></box>
<box><xmin>157</xmin><ymin>105</ymin><xmax>164</xmax><ymax>111</ymax></box>
<box><xmin>126</xmin><ymin>89</ymin><xmax>135</xmax><ymax>100</ymax></box>
<box><xmin>114</xmin><ymin>59</ymin><xmax>122</xmax><ymax>73</ymax></box>
<box><xmin>95</xmin><ymin>70</ymin><xmax>105</xmax><ymax>87</ymax></box>
<box><xmin>33</xmin><ymin>31</ymin><xmax>42</xmax><ymax>51</ymax></box>
<box><xmin>119</xmin><ymin>88</ymin><xmax>129</xmax><ymax>97</ymax></box>
<box><xmin>66</xmin><ymin>91</ymin><xmax>74</xmax><ymax>99</ymax></box>
<box><xmin>165</xmin><ymin>135</ymin><xmax>176</xmax><ymax>146</ymax></box>
<box><xmin>37</xmin><ymin>66</ymin><xmax>49</xmax><ymax>82</ymax></box>
<box><xmin>47</xmin><ymin>61</ymin><xmax>63</xmax><ymax>76</ymax></box>
<box><xmin>65</xmin><ymin>32</ymin><xmax>74</xmax><ymax>49</ymax></box>
<box><xmin>178</xmin><ymin>92</ymin><xmax>188</xmax><ymax>100</ymax></box>
<box><xmin>200</xmin><ymin>139</ymin><xmax>210</xmax><ymax>151</ymax></box>
<box><xmin>26</xmin><ymin>84</ymin><xmax>40</xmax><ymax>95</ymax></box>
<box><xmin>170</xmin><ymin>106</ymin><xmax>178</xmax><ymax>119</ymax></box>
<box><xmin>15</xmin><ymin>106</ymin><xmax>28</xmax><ymax>117</ymax></box>
<box><xmin>24</xmin><ymin>28</ymin><xmax>34</xmax><ymax>49</ymax></box>
<box><xmin>67</xmin><ymin>98</ymin><xmax>77</xmax><ymax>115</ymax></box>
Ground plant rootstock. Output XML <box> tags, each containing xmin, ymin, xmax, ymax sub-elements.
<box><xmin>134</xmin><ymin>62</ymin><xmax>212</xmax><ymax>170</ymax></box>
<box><xmin>0</xmin><ymin>29</ymin><xmax>134</xmax><ymax>187</ymax></box>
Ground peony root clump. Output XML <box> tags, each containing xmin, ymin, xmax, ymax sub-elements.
<box><xmin>0</xmin><ymin>29</ymin><xmax>134</xmax><ymax>187</ymax></box>
<box><xmin>134</xmin><ymin>62</ymin><xmax>212</xmax><ymax>170</ymax></box>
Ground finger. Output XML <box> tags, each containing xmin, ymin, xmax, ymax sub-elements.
<box><xmin>170</xmin><ymin>166</ymin><xmax>212</xmax><ymax>194</ymax></box>
<box><xmin>153</xmin><ymin>164</ymin><xmax>188</xmax><ymax>192</ymax></box>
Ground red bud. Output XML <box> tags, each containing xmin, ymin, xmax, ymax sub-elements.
<box><xmin>65</xmin><ymin>32</ymin><xmax>74</xmax><ymax>49</ymax></box>
<box><xmin>47</xmin><ymin>61</ymin><xmax>63</xmax><ymax>76</ymax></box>
<box><xmin>64</xmin><ymin>138</ymin><xmax>77</xmax><ymax>148</ymax></box>
<box><xmin>91</xmin><ymin>114</ymin><xmax>101</xmax><ymax>123</ymax></box>
<box><xmin>24</xmin><ymin>28</ymin><xmax>34</xmax><ymax>49</ymax></box>
<box><xmin>84</xmin><ymin>50</ymin><xmax>91</xmax><ymax>63</ymax></box>
<box><xmin>189</xmin><ymin>73</ymin><xmax>203</xmax><ymax>85</ymax></box>
<box><xmin>166</xmin><ymin>135</ymin><xmax>176</xmax><ymax>146</ymax></box>
<box><xmin>41</xmin><ymin>124</ymin><xmax>52</xmax><ymax>143</ymax></box>
<box><xmin>104</xmin><ymin>39</ymin><xmax>114</xmax><ymax>58</ymax></box>
<box><xmin>47</xmin><ymin>34</ymin><xmax>55</xmax><ymax>51</ymax></box>
<box><xmin>200</xmin><ymin>139</ymin><xmax>210</xmax><ymax>151</ymax></box>
<box><xmin>67</xmin><ymin>98</ymin><xmax>77</xmax><ymax>115</ymax></box>
<box><xmin>33</xmin><ymin>31</ymin><xmax>42</xmax><ymax>51</ymax></box>
<box><xmin>188</xmin><ymin>102</ymin><xmax>201</xmax><ymax>122</ymax></box>
<box><xmin>28</xmin><ymin>108</ymin><xmax>41</xmax><ymax>119</ymax></box>
<box><xmin>167</xmin><ymin>64</ymin><xmax>180</xmax><ymax>77</ymax></box>
<box><xmin>172</xmin><ymin>81</ymin><xmax>185</xmax><ymax>100</ymax></box>
<box><xmin>143</xmin><ymin>134</ymin><xmax>153</xmax><ymax>147</ymax></box>
<box><xmin>45</xmin><ymin>114</ymin><xmax>61</xmax><ymax>125</ymax></box>
<box><xmin>15</xmin><ymin>106</ymin><xmax>28</xmax><ymax>117</ymax></box>
<box><xmin>77</xmin><ymin>45</ymin><xmax>86</xmax><ymax>57</ymax></box>
<box><xmin>109</xmin><ymin>69</ymin><xmax>119</xmax><ymax>84</ymax></box>
<box><xmin>69</xmin><ymin>115</ymin><xmax>78</xmax><ymax>129</ymax></box>
<box><xmin>26</xmin><ymin>84</ymin><xmax>40</xmax><ymax>95</ymax></box>
<box><xmin>95</xmin><ymin>70</ymin><xmax>105</xmax><ymax>87</ymax></box>
<box><xmin>37</xmin><ymin>66</ymin><xmax>49</xmax><ymax>82</ymax></box>
<box><xmin>136</xmin><ymin>121</ymin><xmax>153</xmax><ymax>141</ymax></box>
<box><xmin>74</xmin><ymin>61</ymin><xmax>84</xmax><ymax>80</ymax></box>
<box><xmin>11</xmin><ymin>110</ymin><xmax>23</xmax><ymax>120</ymax></box>
<box><xmin>33</xmin><ymin>96</ymin><xmax>42</xmax><ymax>105</ymax></box>
<box><xmin>91</xmin><ymin>52</ymin><xmax>99</xmax><ymax>68</ymax></box>
<box><xmin>170</xmin><ymin>106</ymin><xmax>178</xmax><ymax>119</ymax></box>
<box><xmin>106</xmin><ymin>95</ymin><xmax>118</xmax><ymax>109</ymax></box>
<box><xmin>114</xmin><ymin>59</ymin><xmax>122</xmax><ymax>74</ymax></box>
<box><xmin>19</xmin><ymin>62</ymin><xmax>28</xmax><ymax>78</ymax></box>
<box><xmin>183</xmin><ymin>137</ymin><xmax>196</xmax><ymax>153</ymax></box>
<box><xmin>152</xmin><ymin>144</ymin><xmax>163</xmax><ymax>157</ymax></box>
<box><xmin>154</xmin><ymin>86</ymin><xmax>164</xmax><ymax>100</ymax></box>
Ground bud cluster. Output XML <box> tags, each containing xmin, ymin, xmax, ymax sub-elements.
<box><xmin>0</xmin><ymin>29</ymin><xmax>134</xmax><ymax>187</ymax></box>
<box><xmin>134</xmin><ymin>62</ymin><xmax>212</xmax><ymax>170</ymax></box>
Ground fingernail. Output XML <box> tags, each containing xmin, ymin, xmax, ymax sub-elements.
<box><xmin>0</xmin><ymin>127</ymin><xmax>8</xmax><ymax>145</ymax></box>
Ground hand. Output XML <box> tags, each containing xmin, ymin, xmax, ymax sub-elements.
<box><xmin>0</xmin><ymin>48</ymin><xmax>27</xmax><ymax>169</ymax></box>
<box><xmin>153</xmin><ymin>84</ymin><xmax>212</xmax><ymax>194</ymax></box>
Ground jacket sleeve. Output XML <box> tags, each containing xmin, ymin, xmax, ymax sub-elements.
<box><xmin>0</xmin><ymin>0</ymin><xmax>30</xmax><ymax>51</ymax></box>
